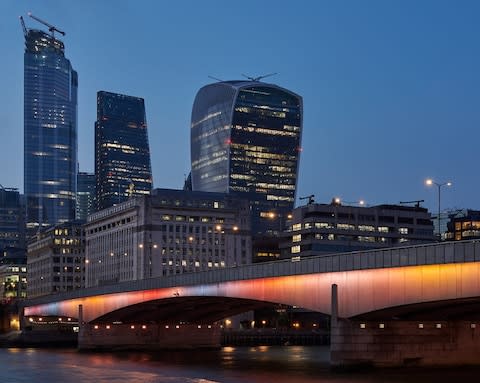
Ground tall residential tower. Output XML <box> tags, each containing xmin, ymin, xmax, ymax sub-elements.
<box><xmin>190</xmin><ymin>80</ymin><xmax>302</xmax><ymax>236</ymax></box>
<box><xmin>22</xmin><ymin>15</ymin><xmax>78</xmax><ymax>234</ymax></box>
<box><xmin>95</xmin><ymin>91</ymin><xmax>152</xmax><ymax>211</ymax></box>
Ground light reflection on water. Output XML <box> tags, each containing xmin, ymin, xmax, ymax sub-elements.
<box><xmin>1</xmin><ymin>346</ymin><xmax>480</xmax><ymax>383</ymax></box>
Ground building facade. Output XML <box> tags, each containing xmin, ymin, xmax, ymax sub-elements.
<box><xmin>95</xmin><ymin>91</ymin><xmax>152</xmax><ymax>211</ymax></box>
<box><xmin>85</xmin><ymin>189</ymin><xmax>251</xmax><ymax>287</ymax></box>
<box><xmin>445</xmin><ymin>210</ymin><xmax>480</xmax><ymax>241</ymax></box>
<box><xmin>76</xmin><ymin>172</ymin><xmax>96</xmax><ymax>221</ymax></box>
<box><xmin>0</xmin><ymin>247</ymin><xmax>27</xmax><ymax>300</ymax></box>
<box><xmin>190</xmin><ymin>81</ymin><xmax>302</xmax><ymax>237</ymax></box>
<box><xmin>280</xmin><ymin>201</ymin><xmax>436</xmax><ymax>258</ymax></box>
<box><xmin>0</xmin><ymin>187</ymin><xmax>25</xmax><ymax>252</ymax></box>
<box><xmin>23</xmin><ymin>23</ymin><xmax>78</xmax><ymax>235</ymax></box>
<box><xmin>27</xmin><ymin>221</ymin><xmax>85</xmax><ymax>298</ymax></box>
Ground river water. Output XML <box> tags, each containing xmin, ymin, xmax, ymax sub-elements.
<box><xmin>1</xmin><ymin>346</ymin><xmax>480</xmax><ymax>383</ymax></box>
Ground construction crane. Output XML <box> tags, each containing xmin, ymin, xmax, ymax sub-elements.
<box><xmin>241</xmin><ymin>72</ymin><xmax>278</xmax><ymax>82</ymax></box>
<box><xmin>399</xmin><ymin>200</ymin><xmax>424</xmax><ymax>208</ymax></box>
<box><xmin>19</xmin><ymin>16</ymin><xmax>28</xmax><ymax>37</ymax></box>
<box><xmin>299</xmin><ymin>194</ymin><xmax>315</xmax><ymax>205</ymax></box>
<box><xmin>28</xmin><ymin>12</ymin><xmax>65</xmax><ymax>38</ymax></box>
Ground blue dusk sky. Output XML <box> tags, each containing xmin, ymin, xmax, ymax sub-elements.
<box><xmin>1</xmin><ymin>0</ymin><xmax>479</xmax><ymax>214</ymax></box>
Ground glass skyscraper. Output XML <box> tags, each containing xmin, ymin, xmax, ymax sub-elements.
<box><xmin>95</xmin><ymin>91</ymin><xmax>153</xmax><ymax>211</ymax></box>
<box><xmin>23</xmin><ymin>26</ymin><xmax>78</xmax><ymax>234</ymax></box>
<box><xmin>191</xmin><ymin>81</ymin><xmax>302</xmax><ymax>236</ymax></box>
<box><xmin>76</xmin><ymin>172</ymin><xmax>95</xmax><ymax>220</ymax></box>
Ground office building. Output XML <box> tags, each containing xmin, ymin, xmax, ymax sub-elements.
<box><xmin>0</xmin><ymin>247</ymin><xmax>27</xmax><ymax>300</ymax></box>
<box><xmin>445</xmin><ymin>210</ymin><xmax>480</xmax><ymax>241</ymax></box>
<box><xmin>27</xmin><ymin>221</ymin><xmax>85</xmax><ymax>298</ymax></box>
<box><xmin>22</xmin><ymin>18</ymin><xmax>78</xmax><ymax>235</ymax></box>
<box><xmin>0</xmin><ymin>187</ymin><xmax>25</xmax><ymax>252</ymax></box>
<box><xmin>280</xmin><ymin>200</ymin><xmax>436</xmax><ymax>258</ymax></box>
<box><xmin>190</xmin><ymin>80</ymin><xmax>302</xmax><ymax>237</ymax></box>
<box><xmin>95</xmin><ymin>91</ymin><xmax>152</xmax><ymax>211</ymax></box>
<box><xmin>85</xmin><ymin>189</ymin><xmax>251</xmax><ymax>287</ymax></box>
<box><xmin>76</xmin><ymin>172</ymin><xmax>95</xmax><ymax>220</ymax></box>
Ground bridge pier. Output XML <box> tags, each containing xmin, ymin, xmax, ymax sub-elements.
<box><xmin>78</xmin><ymin>323</ymin><xmax>221</xmax><ymax>351</ymax></box>
<box><xmin>331</xmin><ymin>319</ymin><xmax>480</xmax><ymax>367</ymax></box>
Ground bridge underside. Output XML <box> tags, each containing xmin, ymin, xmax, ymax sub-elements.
<box><xmin>92</xmin><ymin>296</ymin><xmax>280</xmax><ymax>324</ymax></box>
<box><xmin>352</xmin><ymin>296</ymin><xmax>480</xmax><ymax>321</ymax></box>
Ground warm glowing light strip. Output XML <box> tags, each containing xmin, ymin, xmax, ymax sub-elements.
<box><xmin>24</xmin><ymin>262</ymin><xmax>480</xmax><ymax>321</ymax></box>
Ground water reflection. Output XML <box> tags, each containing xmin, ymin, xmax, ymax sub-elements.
<box><xmin>2</xmin><ymin>346</ymin><xmax>480</xmax><ymax>383</ymax></box>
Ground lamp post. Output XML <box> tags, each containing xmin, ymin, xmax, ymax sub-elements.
<box><xmin>425</xmin><ymin>179</ymin><xmax>452</xmax><ymax>239</ymax></box>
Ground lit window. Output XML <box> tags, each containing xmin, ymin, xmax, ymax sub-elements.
<box><xmin>291</xmin><ymin>245</ymin><xmax>300</xmax><ymax>254</ymax></box>
<box><xmin>292</xmin><ymin>234</ymin><xmax>301</xmax><ymax>242</ymax></box>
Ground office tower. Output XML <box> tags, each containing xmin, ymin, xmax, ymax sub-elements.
<box><xmin>190</xmin><ymin>80</ymin><xmax>302</xmax><ymax>236</ymax></box>
<box><xmin>95</xmin><ymin>91</ymin><xmax>153</xmax><ymax>211</ymax></box>
<box><xmin>0</xmin><ymin>186</ymin><xmax>25</xmax><ymax>252</ymax></box>
<box><xmin>76</xmin><ymin>172</ymin><xmax>95</xmax><ymax>220</ymax></box>
<box><xmin>22</xmin><ymin>16</ymin><xmax>78</xmax><ymax>235</ymax></box>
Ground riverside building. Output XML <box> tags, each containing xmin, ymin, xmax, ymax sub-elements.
<box><xmin>85</xmin><ymin>189</ymin><xmax>251</xmax><ymax>287</ymax></box>
<box><xmin>27</xmin><ymin>221</ymin><xmax>85</xmax><ymax>298</ymax></box>
<box><xmin>280</xmin><ymin>200</ymin><xmax>436</xmax><ymax>259</ymax></box>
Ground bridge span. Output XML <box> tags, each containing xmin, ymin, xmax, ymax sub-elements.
<box><xmin>23</xmin><ymin>239</ymin><xmax>480</xmax><ymax>321</ymax></box>
<box><xmin>21</xmin><ymin>240</ymin><xmax>480</xmax><ymax>365</ymax></box>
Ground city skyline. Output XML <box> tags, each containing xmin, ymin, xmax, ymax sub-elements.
<box><xmin>1</xmin><ymin>1</ymin><xmax>479</xmax><ymax>215</ymax></box>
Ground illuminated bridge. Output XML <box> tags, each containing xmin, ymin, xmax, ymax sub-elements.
<box><xmin>21</xmin><ymin>240</ymin><xmax>480</xmax><ymax>366</ymax></box>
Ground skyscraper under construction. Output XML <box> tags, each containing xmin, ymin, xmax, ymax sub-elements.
<box><xmin>22</xmin><ymin>14</ymin><xmax>78</xmax><ymax>234</ymax></box>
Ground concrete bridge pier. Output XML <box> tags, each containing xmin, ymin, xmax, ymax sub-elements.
<box><xmin>329</xmin><ymin>288</ymin><xmax>480</xmax><ymax>367</ymax></box>
<box><xmin>331</xmin><ymin>319</ymin><xmax>480</xmax><ymax>367</ymax></box>
<box><xmin>78</xmin><ymin>321</ymin><xmax>221</xmax><ymax>351</ymax></box>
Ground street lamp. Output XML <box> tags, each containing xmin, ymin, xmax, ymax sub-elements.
<box><xmin>425</xmin><ymin>178</ymin><xmax>452</xmax><ymax>238</ymax></box>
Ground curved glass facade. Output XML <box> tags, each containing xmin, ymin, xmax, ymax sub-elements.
<box><xmin>24</xmin><ymin>29</ymin><xmax>78</xmax><ymax>234</ymax></box>
<box><xmin>95</xmin><ymin>91</ymin><xmax>152</xmax><ymax>211</ymax></box>
<box><xmin>191</xmin><ymin>81</ymin><xmax>302</xmax><ymax>235</ymax></box>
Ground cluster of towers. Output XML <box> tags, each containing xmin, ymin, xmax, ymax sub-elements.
<box><xmin>21</xmin><ymin>15</ymin><xmax>303</xmax><ymax>241</ymax></box>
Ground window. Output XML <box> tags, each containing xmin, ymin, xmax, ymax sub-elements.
<box><xmin>399</xmin><ymin>227</ymin><xmax>408</xmax><ymax>235</ymax></box>
<box><xmin>337</xmin><ymin>223</ymin><xmax>355</xmax><ymax>230</ymax></box>
<box><xmin>292</xmin><ymin>234</ymin><xmax>301</xmax><ymax>242</ymax></box>
<box><xmin>378</xmin><ymin>226</ymin><xmax>389</xmax><ymax>233</ymax></box>
<box><xmin>291</xmin><ymin>245</ymin><xmax>300</xmax><ymax>254</ymax></box>
<box><xmin>358</xmin><ymin>225</ymin><xmax>375</xmax><ymax>232</ymax></box>
<box><xmin>292</xmin><ymin>223</ymin><xmax>301</xmax><ymax>231</ymax></box>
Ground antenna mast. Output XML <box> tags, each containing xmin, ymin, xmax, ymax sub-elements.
<box><xmin>241</xmin><ymin>72</ymin><xmax>278</xmax><ymax>82</ymax></box>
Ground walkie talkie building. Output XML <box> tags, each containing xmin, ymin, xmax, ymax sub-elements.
<box><xmin>190</xmin><ymin>81</ymin><xmax>302</xmax><ymax>236</ymax></box>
